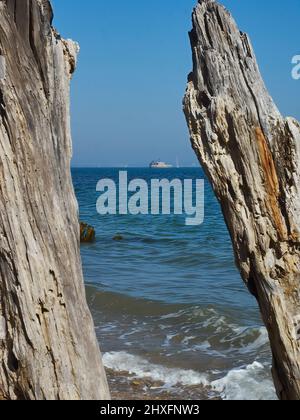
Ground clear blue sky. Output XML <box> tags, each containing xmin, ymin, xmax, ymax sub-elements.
<box><xmin>51</xmin><ymin>0</ymin><xmax>299</xmax><ymax>167</ymax></box>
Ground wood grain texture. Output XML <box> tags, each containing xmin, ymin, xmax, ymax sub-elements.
<box><xmin>184</xmin><ymin>0</ymin><xmax>300</xmax><ymax>400</ymax></box>
<box><xmin>0</xmin><ymin>0</ymin><xmax>110</xmax><ymax>400</ymax></box>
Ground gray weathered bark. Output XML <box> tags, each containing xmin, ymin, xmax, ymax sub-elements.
<box><xmin>0</xmin><ymin>0</ymin><xmax>110</xmax><ymax>399</ymax></box>
<box><xmin>184</xmin><ymin>0</ymin><xmax>300</xmax><ymax>400</ymax></box>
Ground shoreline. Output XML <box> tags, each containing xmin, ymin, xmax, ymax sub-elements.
<box><xmin>106</xmin><ymin>368</ymin><xmax>220</xmax><ymax>401</ymax></box>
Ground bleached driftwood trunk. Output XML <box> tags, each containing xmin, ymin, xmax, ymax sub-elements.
<box><xmin>184</xmin><ymin>0</ymin><xmax>300</xmax><ymax>400</ymax></box>
<box><xmin>0</xmin><ymin>0</ymin><xmax>109</xmax><ymax>399</ymax></box>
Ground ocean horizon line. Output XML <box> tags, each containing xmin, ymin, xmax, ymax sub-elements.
<box><xmin>71</xmin><ymin>166</ymin><xmax>200</xmax><ymax>169</ymax></box>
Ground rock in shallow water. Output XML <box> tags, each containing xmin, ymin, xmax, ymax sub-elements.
<box><xmin>113</xmin><ymin>234</ymin><xmax>124</xmax><ymax>241</ymax></box>
<box><xmin>80</xmin><ymin>222</ymin><xmax>96</xmax><ymax>243</ymax></box>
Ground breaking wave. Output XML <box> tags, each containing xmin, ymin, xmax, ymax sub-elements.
<box><xmin>103</xmin><ymin>351</ymin><xmax>277</xmax><ymax>400</ymax></box>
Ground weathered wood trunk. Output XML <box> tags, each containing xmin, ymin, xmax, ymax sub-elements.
<box><xmin>184</xmin><ymin>0</ymin><xmax>300</xmax><ymax>400</ymax></box>
<box><xmin>0</xmin><ymin>0</ymin><xmax>110</xmax><ymax>399</ymax></box>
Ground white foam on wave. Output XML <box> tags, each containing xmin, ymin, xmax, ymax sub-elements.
<box><xmin>211</xmin><ymin>362</ymin><xmax>277</xmax><ymax>400</ymax></box>
<box><xmin>103</xmin><ymin>351</ymin><xmax>209</xmax><ymax>387</ymax></box>
<box><xmin>238</xmin><ymin>327</ymin><xmax>270</xmax><ymax>354</ymax></box>
<box><xmin>103</xmin><ymin>351</ymin><xmax>277</xmax><ymax>400</ymax></box>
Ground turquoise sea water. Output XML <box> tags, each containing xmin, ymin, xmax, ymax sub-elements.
<box><xmin>73</xmin><ymin>168</ymin><xmax>276</xmax><ymax>400</ymax></box>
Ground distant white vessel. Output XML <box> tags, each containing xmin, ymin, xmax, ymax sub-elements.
<box><xmin>150</xmin><ymin>160</ymin><xmax>173</xmax><ymax>169</ymax></box>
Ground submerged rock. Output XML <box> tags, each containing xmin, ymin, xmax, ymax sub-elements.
<box><xmin>113</xmin><ymin>234</ymin><xmax>124</xmax><ymax>241</ymax></box>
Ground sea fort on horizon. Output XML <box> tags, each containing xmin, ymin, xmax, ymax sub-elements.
<box><xmin>96</xmin><ymin>171</ymin><xmax>204</xmax><ymax>226</ymax></box>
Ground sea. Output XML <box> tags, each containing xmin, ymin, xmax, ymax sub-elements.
<box><xmin>72</xmin><ymin>167</ymin><xmax>277</xmax><ymax>401</ymax></box>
